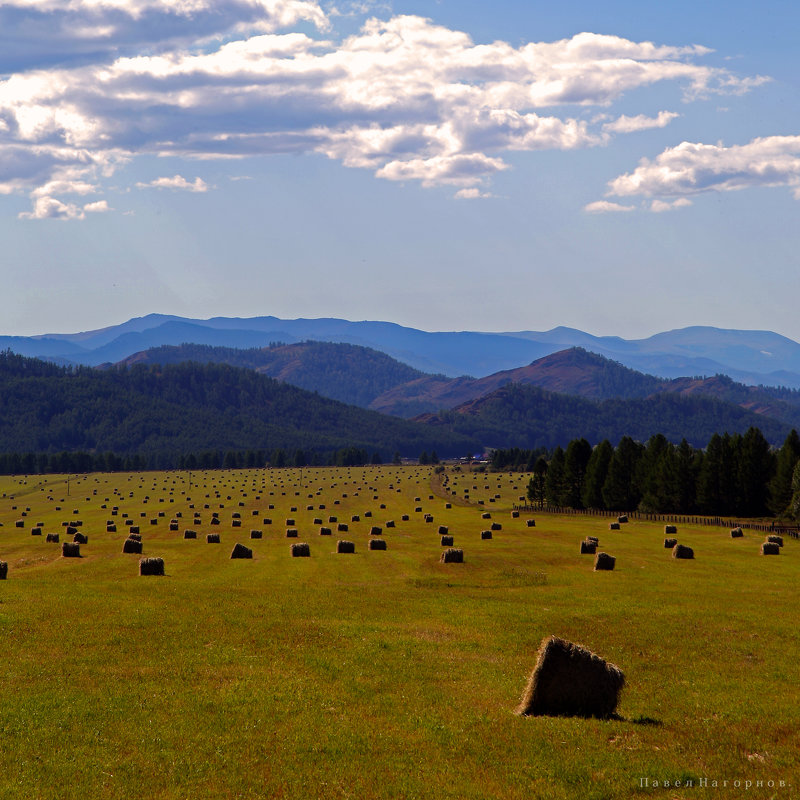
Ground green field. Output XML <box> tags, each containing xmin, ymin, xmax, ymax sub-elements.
<box><xmin>1</xmin><ymin>466</ymin><xmax>797</xmax><ymax>799</ymax></box>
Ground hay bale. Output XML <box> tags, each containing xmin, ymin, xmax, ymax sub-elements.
<box><xmin>337</xmin><ymin>523</ymin><xmax>349</xmax><ymax>532</ymax></box>
<box><xmin>319</xmin><ymin>526</ymin><xmax>332</xmax><ymax>536</ymax></box>
<box><xmin>328</xmin><ymin>516</ymin><xmax>338</xmax><ymax>523</ymax></box>
<box><xmin>664</xmin><ymin>524</ymin><xmax>677</xmax><ymax>535</ymax></box>
<box><xmin>491</xmin><ymin>522</ymin><xmax>502</xmax><ymax>531</ymax></box>
<box><xmin>609</xmin><ymin>522</ymin><xmax>620</xmax><ymax>530</ymax></box>
<box><xmin>66</xmin><ymin>525</ymin><xmax>77</xmax><ymax>536</ymax></box>
<box><xmin>424</xmin><ymin>515</ymin><xmax>434</xmax><ymax>523</ymax></box>
<box><xmin>730</xmin><ymin>527</ymin><xmax>744</xmax><ymax>538</ymax></box>
<box><xmin>351</xmin><ymin>515</ymin><xmax>360</xmax><ymax>522</ymax></box>
<box><xmin>15</xmin><ymin>520</ymin><xmax>24</xmax><ymax>528</ymax></box>
<box><xmin>130</xmin><ymin>526</ymin><xmax>140</xmax><ymax>535</ymax></box>
<box><xmin>526</xmin><ymin>519</ymin><xmax>536</xmax><ymax>527</ymax></box>
<box><xmin>580</xmin><ymin>540</ymin><xmax>597</xmax><ymax>554</ymax></box>
<box><xmin>337</xmin><ymin>540</ymin><xmax>355</xmax><ymax>554</ymax></box>
<box><xmin>123</xmin><ymin>538</ymin><xmax>143</xmax><ymax>554</ymax></box>
<box><xmin>766</xmin><ymin>534</ymin><xmax>783</xmax><ymax>547</ymax></box>
<box><xmin>31</xmin><ymin>527</ymin><xmax>43</xmax><ymax>536</ymax></box>
<box><xmin>0</xmin><ymin>561</ymin><xmax>7</xmax><ymax>580</ymax></box>
<box><xmin>414</xmin><ymin>507</ymin><xmax>422</xmax><ymax>513</ymax></box>
<box><xmin>516</xmin><ymin>636</ymin><xmax>625</xmax><ymax>719</ymax></box>
<box><xmin>672</xmin><ymin>543</ymin><xmax>694</xmax><ymax>559</ymax></box>
<box><xmin>291</xmin><ymin>542</ymin><xmax>311</xmax><ymax>557</ymax></box>
<box><xmin>285</xmin><ymin>518</ymin><xmax>295</xmax><ymax>526</ymax></box>
<box><xmin>511</xmin><ymin>510</ymin><xmax>519</xmax><ymax>518</ymax></box>
<box><xmin>46</xmin><ymin>533</ymin><xmax>60</xmax><ymax>543</ymax></box>
<box><xmin>106</xmin><ymin>523</ymin><xmax>117</xmax><ymax>533</ymax></box>
<box><xmin>369</xmin><ymin>539</ymin><xmax>387</xmax><ymax>551</ymax></box>
<box><xmin>286</xmin><ymin>528</ymin><xmax>298</xmax><ymax>538</ymax></box>
<box><xmin>230</xmin><ymin>543</ymin><xmax>253</xmax><ymax>559</ymax></box>
<box><xmin>250</xmin><ymin>529</ymin><xmax>263</xmax><ymax>539</ymax></box>
<box><xmin>210</xmin><ymin>517</ymin><xmax>220</xmax><ymax>525</ymax></box>
<box><xmin>370</xmin><ymin>526</ymin><xmax>382</xmax><ymax>536</ymax></box>
<box><xmin>232</xmin><ymin>519</ymin><xmax>241</xmax><ymax>528</ymax></box>
<box><xmin>313</xmin><ymin>518</ymin><xmax>322</xmax><ymax>525</ymax></box>
<box><xmin>617</xmin><ymin>515</ymin><xmax>628</xmax><ymax>523</ymax></box>
<box><xmin>481</xmin><ymin>530</ymin><xmax>492</xmax><ymax>540</ymax></box>
<box><xmin>440</xmin><ymin>548</ymin><xmax>463</xmax><ymax>563</ymax></box>
<box><xmin>593</xmin><ymin>552</ymin><xmax>615</xmax><ymax>571</ymax></box>
<box><xmin>73</xmin><ymin>532</ymin><xmax>88</xmax><ymax>544</ymax></box>
<box><xmin>401</xmin><ymin>514</ymin><xmax>410</xmax><ymax>522</ymax></box>
<box><xmin>169</xmin><ymin>522</ymin><xmax>179</xmax><ymax>531</ymax></box>
<box><xmin>183</xmin><ymin>529</ymin><xmax>197</xmax><ymax>539</ymax></box>
<box><xmin>128</xmin><ymin>533</ymin><xmax>142</xmax><ymax>542</ymax></box>
<box><xmin>386</xmin><ymin>520</ymin><xmax>395</xmax><ymax>528</ymax></box>
<box><xmin>482</xmin><ymin>512</ymin><xmax>491</xmax><ymax>519</ymax></box>
<box><xmin>441</xmin><ymin>535</ymin><xmax>454</xmax><ymax>546</ymax></box>
<box><xmin>664</xmin><ymin>537</ymin><xmax>678</xmax><ymax>549</ymax></box>
<box><xmin>761</xmin><ymin>542</ymin><xmax>780</xmax><ymax>555</ymax></box>
<box><xmin>364</xmin><ymin>511</ymin><xmax>372</xmax><ymax>518</ymax></box>
<box><xmin>62</xmin><ymin>542</ymin><xmax>81</xmax><ymax>558</ymax></box>
<box><xmin>207</xmin><ymin>533</ymin><xmax>220</xmax><ymax>543</ymax></box>
<box><xmin>586</xmin><ymin>536</ymin><xmax>599</xmax><ymax>545</ymax></box>
<box><xmin>139</xmin><ymin>557</ymin><xmax>164</xmax><ymax>576</ymax></box>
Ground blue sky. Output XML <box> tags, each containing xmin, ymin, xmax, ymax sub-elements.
<box><xmin>2</xmin><ymin>0</ymin><xmax>799</xmax><ymax>341</ymax></box>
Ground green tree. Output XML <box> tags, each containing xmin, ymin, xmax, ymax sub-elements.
<box><xmin>527</xmin><ymin>456</ymin><xmax>548</xmax><ymax>509</ymax></box>
<box><xmin>562</xmin><ymin>438</ymin><xmax>592</xmax><ymax>508</ymax></box>
<box><xmin>544</xmin><ymin>447</ymin><xmax>566</xmax><ymax>507</ymax></box>
<box><xmin>791</xmin><ymin>460</ymin><xmax>800</xmax><ymax>520</ymax></box>
<box><xmin>736</xmin><ymin>427</ymin><xmax>774</xmax><ymax>517</ymax></box>
<box><xmin>769</xmin><ymin>429</ymin><xmax>800</xmax><ymax>516</ymax></box>
<box><xmin>602</xmin><ymin>436</ymin><xmax>644</xmax><ymax>511</ymax></box>
<box><xmin>582</xmin><ymin>440</ymin><xmax>613</xmax><ymax>509</ymax></box>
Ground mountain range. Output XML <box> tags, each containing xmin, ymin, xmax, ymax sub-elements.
<box><xmin>6</xmin><ymin>313</ymin><xmax>800</xmax><ymax>388</ymax></box>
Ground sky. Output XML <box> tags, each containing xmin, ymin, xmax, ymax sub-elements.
<box><xmin>2</xmin><ymin>0</ymin><xmax>800</xmax><ymax>341</ymax></box>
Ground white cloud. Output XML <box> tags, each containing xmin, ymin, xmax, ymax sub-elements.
<box><xmin>136</xmin><ymin>175</ymin><xmax>210</xmax><ymax>192</ymax></box>
<box><xmin>650</xmin><ymin>197</ymin><xmax>692</xmax><ymax>212</ymax></box>
<box><xmin>602</xmin><ymin>110</ymin><xmax>680</xmax><ymax>134</ymax></box>
<box><xmin>0</xmin><ymin>14</ymin><xmax>771</xmax><ymax>216</ymax></box>
<box><xmin>584</xmin><ymin>200</ymin><xmax>635</xmax><ymax>213</ymax></box>
<box><xmin>83</xmin><ymin>199</ymin><xmax>111</xmax><ymax>212</ymax></box>
<box><xmin>19</xmin><ymin>195</ymin><xmax>85</xmax><ymax>220</ymax></box>
<box><xmin>608</xmin><ymin>135</ymin><xmax>800</xmax><ymax>200</ymax></box>
<box><xmin>454</xmin><ymin>187</ymin><xmax>496</xmax><ymax>200</ymax></box>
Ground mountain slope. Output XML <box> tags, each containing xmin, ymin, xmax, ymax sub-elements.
<box><xmin>416</xmin><ymin>383</ymin><xmax>791</xmax><ymax>449</ymax></box>
<box><xmin>0</xmin><ymin>352</ymin><xmax>478</xmax><ymax>458</ymax></box>
<box><xmin>119</xmin><ymin>341</ymin><xmax>430</xmax><ymax>408</ymax></box>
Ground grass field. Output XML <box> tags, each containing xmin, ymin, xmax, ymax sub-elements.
<box><xmin>1</xmin><ymin>466</ymin><xmax>797</xmax><ymax>799</ymax></box>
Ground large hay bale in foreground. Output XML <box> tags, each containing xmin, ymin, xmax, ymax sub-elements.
<box><xmin>580</xmin><ymin>540</ymin><xmax>597</xmax><ymax>554</ymax></box>
<box><xmin>440</xmin><ymin>535</ymin><xmax>454</xmax><ymax>547</ymax></box>
<box><xmin>593</xmin><ymin>552</ymin><xmax>615</xmax><ymax>571</ymax></box>
<box><xmin>766</xmin><ymin>534</ymin><xmax>783</xmax><ymax>547</ymax></box>
<box><xmin>230</xmin><ymin>543</ymin><xmax>253</xmax><ymax>559</ymax></box>
<box><xmin>730</xmin><ymin>527</ymin><xmax>744</xmax><ymax>538</ymax></box>
<box><xmin>368</xmin><ymin>539</ymin><xmax>387</xmax><ymax>551</ymax></box>
<box><xmin>337</xmin><ymin>540</ymin><xmax>355</xmax><ymax>554</ymax></box>
<box><xmin>291</xmin><ymin>542</ymin><xmax>310</xmax><ymax>557</ymax></box>
<box><xmin>62</xmin><ymin>542</ymin><xmax>81</xmax><ymax>558</ymax></box>
<box><xmin>672</xmin><ymin>544</ymin><xmax>694</xmax><ymax>560</ymax></box>
<box><xmin>440</xmin><ymin>548</ymin><xmax>463</xmax><ymax>564</ymax></box>
<box><xmin>761</xmin><ymin>542</ymin><xmax>780</xmax><ymax>555</ymax></box>
<box><xmin>516</xmin><ymin>636</ymin><xmax>625</xmax><ymax>719</ymax></box>
<box><xmin>664</xmin><ymin>524</ymin><xmax>677</xmax><ymax>535</ymax></box>
<box><xmin>0</xmin><ymin>561</ymin><xmax>7</xmax><ymax>580</ymax></box>
<box><xmin>139</xmin><ymin>557</ymin><xmax>164</xmax><ymax>576</ymax></box>
<box><xmin>664</xmin><ymin>537</ymin><xmax>678</xmax><ymax>549</ymax></box>
<box><xmin>123</xmin><ymin>538</ymin><xmax>142</xmax><ymax>554</ymax></box>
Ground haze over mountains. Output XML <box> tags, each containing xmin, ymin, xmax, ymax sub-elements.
<box><xmin>6</xmin><ymin>314</ymin><xmax>800</xmax><ymax>389</ymax></box>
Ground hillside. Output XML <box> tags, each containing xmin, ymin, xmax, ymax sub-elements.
<box><xmin>119</xmin><ymin>341</ymin><xmax>430</xmax><ymax>409</ymax></box>
<box><xmin>0</xmin><ymin>351</ymin><xmax>478</xmax><ymax>460</ymax></box>
<box><xmin>416</xmin><ymin>382</ymin><xmax>791</xmax><ymax>449</ymax></box>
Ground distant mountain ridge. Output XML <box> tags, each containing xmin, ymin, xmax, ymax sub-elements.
<box><xmin>5</xmin><ymin>313</ymin><xmax>800</xmax><ymax>388</ymax></box>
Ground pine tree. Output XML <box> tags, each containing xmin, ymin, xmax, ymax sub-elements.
<box><xmin>582</xmin><ymin>440</ymin><xmax>613</xmax><ymax>509</ymax></box>
<box><xmin>768</xmin><ymin>429</ymin><xmax>800</xmax><ymax>516</ymax></box>
<box><xmin>562</xmin><ymin>438</ymin><xmax>592</xmax><ymax>508</ymax></box>
<box><xmin>601</xmin><ymin>436</ymin><xmax>644</xmax><ymax>511</ymax></box>
<box><xmin>544</xmin><ymin>447</ymin><xmax>566</xmax><ymax>507</ymax></box>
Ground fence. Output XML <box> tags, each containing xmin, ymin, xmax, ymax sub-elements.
<box><xmin>511</xmin><ymin>504</ymin><xmax>800</xmax><ymax>539</ymax></box>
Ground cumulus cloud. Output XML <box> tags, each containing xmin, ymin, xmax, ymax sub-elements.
<box><xmin>602</xmin><ymin>110</ymin><xmax>680</xmax><ymax>134</ymax></box>
<box><xmin>583</xmin><ymin>200</ymin><xmax>635</xmax><ymax>213</ymax></box>
<box><xmin>607</xmin><ymin>135</ymin><xmax>800</xmax><ymax>200</ymax></box>
<box><xmin>454</xmin><ymin>187</ymin><xmax>496</xmax><ymax>200</ymax></box>
<box><xmin>0</xmin><ymin>12</ymin><xmax>770</xmax><ymax>218</ymax></box>
<box><xmin>136</xmin><ymin>175</ymin><xmax>210</xmax><ymax>191</ymax></box>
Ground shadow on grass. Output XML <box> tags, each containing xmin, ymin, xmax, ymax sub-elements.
<box><xmin>629</xmin><ymin>715</ymin><xmax>663</xmax><ymax>726</ymax></box>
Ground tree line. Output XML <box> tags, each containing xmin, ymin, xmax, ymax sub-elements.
<box><xmin>500</xmin><ymin>428</ymin><xmax>800</xmax><ymax>518</ymax></box>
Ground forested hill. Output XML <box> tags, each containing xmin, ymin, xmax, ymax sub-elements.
<box><xmin>118</xmin><ymin>341</ymin><xmax>432</xmax><ymax>409</ymax></box>
<box><xmin>417</xmin><ymin>383</ymin><xmax>791</xmax><ymax>449</ymax></box>
<box><xmin>0</xmin><ymin>351</ymin><xmax>478</xmax><ymax>459</ymax></box>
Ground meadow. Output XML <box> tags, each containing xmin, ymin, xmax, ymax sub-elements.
<box><xmin>0</xmin><ymin>465</ymin><xmax>797</xmax><ymax>799</ymax></box>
